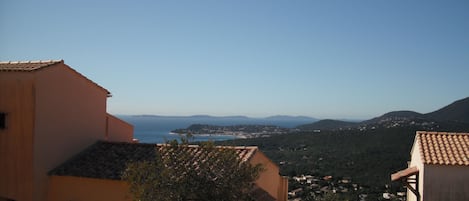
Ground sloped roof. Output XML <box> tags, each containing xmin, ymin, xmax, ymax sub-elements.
<box><xmin>157</xmin><ymin>144</ymin><xmax>257</xmax><ymax>163</ymax></box>
<box><xmin>0</xmin><ymin>60</ymin><xmax>63</xmax><ymax>71</ymax></box>
<box><xmin>416</xmin><ymin>131</ymin><xmax>469</xmax><ymax>166</ymax></box>
<box><xmin>50</xmin><ymin>141</ymin><xmax>258</xmax><ymax>180</ymax></box>
<box><xmin>0</xmin><ymin>60</ymin><xmax>110</xmax><ymax>95</ymax></box>
<box><xmin>49</xmin><ymin>141</ymin><xmax>158</xmax><ymax>180</ymax></box>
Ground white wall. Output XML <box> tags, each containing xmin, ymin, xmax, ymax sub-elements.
<box><xmin>408</xmin><ymin>137</ymin><xmax>424</xmax><ymax>201</ymax></box>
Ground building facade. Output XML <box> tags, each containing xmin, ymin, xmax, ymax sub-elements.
<box><xmin>391</xmin><ymin>131</ymin><xmax>469</xmax><ymax>201</ymax></box>
<box><xmin>1</xmin><ymin>60</ymin><xmax>287</xmax><ymax>201</ymax></box>
<box><xmin>47</xmin><ymin>142</ymin><xmax>288</xmax><ymax>201</ymax></box>
<box><xmin>0</xmin><ymin>60</ymin><xmax>134</xmax><ymax>201</ymax></box>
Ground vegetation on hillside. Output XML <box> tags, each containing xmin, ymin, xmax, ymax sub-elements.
<box><xmin>223</xmin><ymin>127</ymin><xmax>416</xmax><ymax>186</ymax></box>
<box><xmin>219</xmin><ymin>124</ymin><xmax>469</xmax><ymax>200</ymax></box>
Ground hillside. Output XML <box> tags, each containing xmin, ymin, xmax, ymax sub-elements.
<box><xmin>424</xmin><ymin>97</ymin><xmax>469</xmax><ymax>123</ymax></box>
<box><xmin>363</xmin><ymin>110</ymin><xmax>423</xmax><ymax>124</ymax></box>
<box><xmin>215</xmin><ymin>97</ymin><xmax>469</xmax><ymax>199</ymax></box>
<box><xmin>297</xmin><ymin>119</ymin><xmax>358</xmax><ymax>131</ymax></box>
<box><xmin>221</xmin><ymin>124</ymin><xmax>469</xmax><ymax>199</ymax></box>
<box><xmin>297</xmin><ymin>97</ymin><xmax>469</xmax><ymax>131</ymax></box>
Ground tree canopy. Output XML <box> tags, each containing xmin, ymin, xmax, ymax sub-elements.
<box><xmin>122</xmin><ymin>140</ymin><xmax>264</xmax><ymax>201</ymax></box>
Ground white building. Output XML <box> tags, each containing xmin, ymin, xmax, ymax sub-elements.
<box><xmin>391</xmin><ymin>131</ymin><xmax>469</xmax><ymax>201</ymax></box>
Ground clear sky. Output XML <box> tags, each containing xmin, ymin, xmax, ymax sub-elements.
<box><xmin>1</xmin><ymin>0</ymin><xmax>468</xmax><ymax>119</ymax></box>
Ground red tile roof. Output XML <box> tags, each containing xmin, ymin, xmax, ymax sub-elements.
<box><xmin>49</xmin><ymin>141</ymin><xmax>158</xmax><ymax>180</ymax></box>
<box><xmin>0</xmin><ymin>60</ymin><xmax>110</xmax><ymax>95</ymax></box>
<box><xmin>0</xmin><ymin>60</ymin><xmax>63</xmax><ymax>71</ymax></box>
<box><xmin>157</xmin><ymin>144</ymin><xmax>257</xmax><ymax>164</ymax></box>
<box><xmin>50</xmin><ymin>141</ymin><xmax>258</xmax><ymax>180</ymax></box>
<box><xmin>49</xmin><ymin>142</ymin><xmax>268</xmax><ymax>200</ymax></box>
<box><xmin>416</xmin><ymin>131</ymin><xmax>469</xmax><ymax>166</ymax></box>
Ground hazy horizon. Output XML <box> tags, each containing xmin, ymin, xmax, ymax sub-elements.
<box><xmin>2</xmin><ymin>1</ymin><xmax>468</xmax><ymax>119</ymax></box>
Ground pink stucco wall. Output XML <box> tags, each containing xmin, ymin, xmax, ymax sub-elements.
<box><xmin>47</xmin><ymin>176</ymin><xmax>132</xmax><ymax>201</ymax></box>
<box><xmin>106</xmin><ymin>114</ymin><xmax>134</xmax><ymax>142</ymax></box>
<box><xmin>1</xmin><ymin>62</ymin><xmax>134</xmax><ymax>201</ymax></box>
<box><xmin>33</xmin><ymin>63</ymin><xmax>110</xmax><ymax>201</ymax></box>
<box><xmin>250</xmin><ymin>150</ymin><xmax>288</xmax><ymax>201</ymax></box>
<box><xmin>0</xmin><ymin>72</ymin><xmax>35</xmax><ymax>201</ymax></box>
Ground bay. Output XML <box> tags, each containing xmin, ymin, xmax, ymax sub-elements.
<box><xmin>117</xmin><ymin>115</ymin><xmax>316</xmax><ymax>143</ymax></box>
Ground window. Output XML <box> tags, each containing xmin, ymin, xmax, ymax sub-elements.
<box><xmin>0</xmin><ymin>196</ymin><xmax>15</xmax><ymax>201</ymax></box>
<box><xmin>0</xmin><ymin>113</ymin><xmax>6</xmax><ymax>129</ymax></box>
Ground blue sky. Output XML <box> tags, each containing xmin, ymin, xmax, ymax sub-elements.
<box><xmin>2</xmin><ymin>0</ymin><xmax>468</xmax><ymax>119</ymax></box>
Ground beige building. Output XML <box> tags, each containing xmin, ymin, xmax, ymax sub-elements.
<box><xmin>392</xmin><ymin>131</ymin><xmax>469</xmax><ymax>201</ymax></box>
<box><xmin>1</xmin><ymin>60</ymin><xmax>287</xmax><ymax>201</ymax></box>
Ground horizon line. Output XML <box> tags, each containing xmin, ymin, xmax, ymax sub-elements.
<box><xmin>112</xmin><ymin>113</ymin><xmax>369</xmax><ymax>121</ymax></box>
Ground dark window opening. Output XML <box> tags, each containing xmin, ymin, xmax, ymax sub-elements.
<box><xmin>0</xmin><ymin>113</ymin><xmax>6</xmax><ymax>129</ymax></box>
<box><xmin>0</xmin><ymin>196</ymin><xmax>16</xmax><ymax>201</ymax></box>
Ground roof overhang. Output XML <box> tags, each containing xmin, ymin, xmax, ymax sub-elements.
<box><xmin>391</xmin><ymin>166</ymin><xmax>420</xmax><ymax>200</ymax></box>
<box><xmin>391</xmin><ymin>166</ymin><xmax>419</xmax><ymax>181</ymax></box>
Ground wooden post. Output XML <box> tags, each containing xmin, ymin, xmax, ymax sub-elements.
<box><xmin>403</xmin><ymin>173</ymin><xmax>420</xmax><ymax>201</ymax></box>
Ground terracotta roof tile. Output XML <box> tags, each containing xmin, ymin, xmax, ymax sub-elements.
<box><xmin>49</xmin><ymin>141</ymin><xmax>158</xmax><ymax>180</ymax></box>
<box><xmin>0</xmin><ymin>60</ymin><xmax>63</xmax><ymax>71</ymax></box>
<box><xmin>157</xmin><ymin>144</ymin><xmax>257</xmax><ymax>162</ymax></box>
<box><xmin>50</xmin><ymin>141</ymin><xmax>259</xmax><ymax>180</ymax></box>
<box><xmin>416</xmin><ymin>131</ymin><xmax>469</xmax><ymax>166</ymax></box>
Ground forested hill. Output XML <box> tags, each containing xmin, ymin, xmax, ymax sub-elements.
<box><xmin>297</xmin><ymin>96</ymin><xmax>469</xmax><ymax>131</ymax></box>
<box><xmin>297</xmin><ymin>119</ymin><xmax>358</xmax><ymax>131</ymax></box>
<box><xmin>425</xmin><ymin>97</ymin><xmax>469</xmax><ymax>123</ymax></box>
<box><xmin>220</xmin><ymin>124</ymin><xmax>469</xmax><ymax>198</ymax></box>
<box><xmin>216</xmin><ymin>97</ymin><xmax>469</xmax><ymax>199</ymax></box>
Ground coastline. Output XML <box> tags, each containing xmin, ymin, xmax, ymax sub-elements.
<box><xmin>169</xmin><ymin>132</ymin><xmax>246</xmax><ymax>139</ymax></box>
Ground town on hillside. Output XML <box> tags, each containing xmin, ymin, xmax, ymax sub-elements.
<box><xmin>172</xmin><ymin>124</ymin><xmax>296</xmax><ymax>138</ymax></box>
<box><xmin>287</xmin><ymin>174</ymin><xmax>406</xmax><ymax>201</ymax></box>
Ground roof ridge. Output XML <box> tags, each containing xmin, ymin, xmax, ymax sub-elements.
<box><xmin>417</xmin><ymin>131</ymin><xmax>469</xmax><ymax>136</ymax></box>
<box><xmin>155</xmin><ymin>143</ymin><xmax>258</xmax><ymax>149</ymax></box>
<box><xmin>1</xmin><ymin>60</ymin><xmax>111</xmax><ymax>95</ymax></box>
<box><xmin>0</xmin><ymin>59</ymin><xmax>63</xmax><ymax>64</ymax></box>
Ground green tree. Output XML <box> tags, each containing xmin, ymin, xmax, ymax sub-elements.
<box><xmin>122</xmin><ymin>139</ymin><xmax>264</xmax><ymax>201</ymax></box>
<box><xmin>319</xmin><ymin>192</ymin><xmax>342</xmax><ymax>201</ymax></box>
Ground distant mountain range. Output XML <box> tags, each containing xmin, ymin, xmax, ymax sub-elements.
<box><xmin>131</xmin><ymin>114</ymin><xmax>317</xmax><ymax>121</ymax></box>
<box><xmin>119</xmin><ymin>114</ymin><xmax>318</xmax><ymax>129</ymax></box>
<box><xmin>298</xmin><ymin>97</ymin><xmax>469</xmax><ymax>131</ymax></box>
<box><xmin>120</xmin><ymin>97</ymin><xmax>469</xmax><ymax>131</ymax></box>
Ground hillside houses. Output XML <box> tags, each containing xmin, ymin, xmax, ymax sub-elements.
<box><xmin>288</xmin><ymin>174</ymin><xmax>363</xmax><ymax>200</ymax></box>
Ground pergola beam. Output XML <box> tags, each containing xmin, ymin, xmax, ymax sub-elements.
<box><xmin>391</xmin><ymin>167</ymin><xmax>420</xmax><ymax>201</ymax></box>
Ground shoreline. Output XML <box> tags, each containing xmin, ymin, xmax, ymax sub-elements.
<box><xmin>169</xmin><ymin>132</ymin><xmax>246</xmax><ymax>139</ymax></box>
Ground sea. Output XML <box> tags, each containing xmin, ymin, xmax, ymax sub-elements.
<box><xmin>117</xmin><ymin>115</ymin><xmax>316</xmax><ymax>143</ymax></box>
